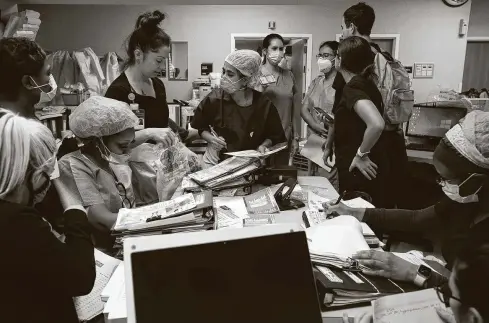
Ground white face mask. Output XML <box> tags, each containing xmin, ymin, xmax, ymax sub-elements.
<box><xmin>267</xmin><ymin>51</ymin><xmax>283</xmax><ymax>65</ymax></box>
<box><xmin>31</xmin><ymin>74</ymin><xmax>58</xmax><ymax>104</ymax></box>
<box><xmin>220</xmin><ymin>75</ymin><xmax>246</xmax><ymax>94</ymax></box>
<box><xmin>318</xmin><ymin>58</ymin><xmax>333</xmax><ymax>74</ymax></box>
<box><xmin>441</xmin><ymin>181</ymin><xmax>480</xmax><ymax>204</ymax></box>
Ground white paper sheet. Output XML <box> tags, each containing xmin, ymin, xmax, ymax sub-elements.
<box><xmin>300</xmin><ymin>133</ymin><xmax>335</xmax><ymax>172</ymax></box>
<box><xmin>224</xmin><ymin>142</ymin><xmax>287</xmax><ymax>158</ymax></box>
<box><xmin>373</xmin><ymin>289</ymin><xmax>452</xmax><ymax>323</ymax></box>
<box><xmin>306</xmin><ymin>215</ymin><xmax>369</xmax><ymax>257</ymax></box>
<box><xmin>73</xmin><ymin>250</ymin><xmax>121</xmax><ymax>321</ymax></box>
<box><xmin>101</xmin><ymin>262</ymin><xmax>125</xmax><ymax>302</ymax></box>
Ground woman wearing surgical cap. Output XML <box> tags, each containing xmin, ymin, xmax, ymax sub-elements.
<box><xmin>325</xmin><ymin>110</ymin><xmax>489</xmax><ymax>289</ymax></box>
<box><xmin>191</xmin><ymin>50</ymin><xmax>286</xmax><ymax>167</ymax></box>
<box><xmin>0</xmin><ymin>110</ymin><xmax>95</xmax><ymax>323</ymax></box>
<box><xmin>59</xmin><ymin>96</ymin><xmax>140</xmax><ymax>252</ymax></box>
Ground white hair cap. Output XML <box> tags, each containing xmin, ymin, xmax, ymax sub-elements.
<box><xmin>225</xmin><ymin>50</ymin><xmax>262</xmax><ymax>77</ymax></box>
<box><xmin>70</xmin><ymin>96</ymin><xmax>139</xmax><ymax>139</ymax></box>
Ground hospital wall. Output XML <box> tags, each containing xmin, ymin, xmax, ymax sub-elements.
<box><xmin>23</xmin><ymin>0</ymin><xmax>471</xmax><ymax>102</ymax></box>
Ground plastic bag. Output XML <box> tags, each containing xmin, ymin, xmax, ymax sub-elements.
<box><xmin>129</xmin><ymin>142</ymin><xmax>202</xmax><ymax>204</ymax></box>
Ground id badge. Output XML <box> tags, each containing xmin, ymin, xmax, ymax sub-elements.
<box><xmin>259</xmin><ymin>75</ymin><xmax>276</xmax><ymax>86</ymax></box>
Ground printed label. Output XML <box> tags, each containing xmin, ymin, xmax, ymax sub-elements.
<box><xmin>318</xmin><ymin>267</ymin><xmax>343</xmax><ymax>283</ymax></box>
<box><xmin>344</xmin><ymin>271</ymin><xmax>364</xmax><ymax>284</ymax></box>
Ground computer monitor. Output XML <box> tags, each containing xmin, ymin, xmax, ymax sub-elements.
<box><xmin>124</xmin><ymin>224</ymin><xmax>322</xmax><ymax>323</ymax></box>
<box><xmin>406</xmin><ymin>106</ymin><xmax>467</xmax><ymax>138</ymax></box>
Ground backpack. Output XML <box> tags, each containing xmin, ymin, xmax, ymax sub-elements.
<box><xmin>371</xmin><ymin>44</ymin><xmax>414</xmax><ymax>125</ymax></box>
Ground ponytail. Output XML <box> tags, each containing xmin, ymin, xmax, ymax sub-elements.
<box><xmin>361</xmin><ymin>63</ymin><xmax>378</xmax><ymax>84</ymax></box>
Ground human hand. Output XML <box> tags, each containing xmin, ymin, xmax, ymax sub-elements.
<box><xmin>435</xmin><ymin>308</ymin><xmax>456</xmax><ymax>323</ymax></box>
<box><xmin>258</xmin><ymin>145</ymin><xmax>269</xmax><ymax>154</ymax></box>
<box><xmin>353</xmin><ymin>250</ymin><xmax>418</xmax><ymax>283</ymax></box>
<box><xmin>291</xmin><ymin>138</ymin><xmax>299</xmax><ymax>155</ymax></box>
<box><xmin>312</xmin><ymin>123</ymin><xmax>328</xmax><ymax>136</ymax></box>
<box><xmin>322</xmin><ymin>201</ymin><xmax>365</xmax><ymax>221</ymax></box>
<box><xmin>342</xmin><ymin>312</ymin><xmax>373</xmax><ymax>323</ymax></box>
<box><xmin>208</xmin><ymin>136</ymin><xmax>227</xmax><ymax>151</ymax></box>
<box><xmin>323</xmin><ymin>148</ymin><xmax>334</xmax><ymax>166</ymax></box>
<box><xmin>349</xmin><ymin>156</ymin><xmax>378</xmax><ymax>180</ymax></box>
<box><xmin>148</xmin><ymin>128</ymin><xmax>178</xmax><ymax>148</ymax></box>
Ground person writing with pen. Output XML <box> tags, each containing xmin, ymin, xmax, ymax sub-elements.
<box><xmin>191</xmin><ymin>50</ymin><xmax>286</xmax><ymax>168</ymax></box>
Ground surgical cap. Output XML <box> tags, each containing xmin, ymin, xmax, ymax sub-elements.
<box><xmin>224</xmin><ymin>50</ymin><xmax>262</xmax><ymax>77</ymax></box>
<box><xmin>445</xmin><ymin>110</ymin><xmax>489</xmax><ymax>170</ymax></box>
<box><xmin>70</xmin><ymin>96</ymin><xmax>139</xmax><ymax>139</ymax></box>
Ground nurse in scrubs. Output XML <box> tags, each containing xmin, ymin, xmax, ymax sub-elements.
<box><xmin>258</xmin><ymin>34</ymin><xmax>299</xmax><ymax>165</ymax></box>
<box><xmin>191</xmin><ymin>50</ymin><xmax>286</xmax><ymax>167</ymax></box>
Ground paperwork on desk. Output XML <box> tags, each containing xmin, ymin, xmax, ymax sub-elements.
<box><xmin>103</xmin><ymin>263</ymin><xmax>127</xmax><ymax>322</ymax></box>
<box><xmin>214</xmin><ymin>187</ymin><xmax>280</xmax><ymax>229</ymax></box>
<box><xmin>224</xmin><ymin>142</ymin><xmax>287</xmax><ymax>158</ymax></box>
<box><xmin>188</xmin><ymin>157</ymin><xmax>259</xmax><ymax>185</ymax></box>
<box><xmin>73</xmin><ymin>250</ymin><xmax>121</xmax><ymax>321</ymax></box>
<box><xmin>372</xmin><ymin>289</ymin><xmax>452</xmax><ymax>323</ymax></box>
<box><xmin>306</xmin><ymin>215</ymin><xmax>370</xmax><ymax>260</ymax></box>
<box><xmin>300</xmin><ymin>133</ymin><xmax>335</xmax><ymax>172</ymax></box>
<box><xmin>114</xmin><ymin>193</ymin><xmax>197</xmax><ymax>231</ymax></box>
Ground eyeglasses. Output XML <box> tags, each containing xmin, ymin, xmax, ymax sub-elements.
<box><xmin>436</xmin><ymin>283</ymin><xmax>463</xmax><ymax>308</ymax></box>
<box><xmin>316</xmin><ymin>53</ymin><xmax>335</xmax><ymax>59</ymax></box>
<box><xmin>115</xmin><ymin>181</ymin><xmax>133</xmax><ymax>209</ymax></box>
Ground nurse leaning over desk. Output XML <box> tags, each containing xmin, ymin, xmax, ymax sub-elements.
<box><xmin>191</xmin><ymin>50</ymin><xmax>286</xmax><ymax>167</ymax></box>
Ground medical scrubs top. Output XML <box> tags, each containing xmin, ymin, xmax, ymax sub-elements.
<box><xmin>303</xmin><ymin>74</ymin><xmax>336</xmax><ymax>125</ymax></box>
<box><xmin>257</xmin><ymin>66</ymin><xmax>297</xmax><ymax>139</ymax></box>
<box><xmin>191</xmin><ymin>88</ymin><xmax>286</xmax><ymax>153</ymax></box>
<box><xmin>59</xmin><ymin>150</ymin><xmax>135</xmax><ymax>251</ymax></box>
<box><xmin>105</xmin><ymin>72</ymin><xmax>187</xmax><ymax>139</ymax></box>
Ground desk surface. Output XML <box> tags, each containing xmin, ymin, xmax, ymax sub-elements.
<box><xmin>109</xmin><ymin>176</ymin><xmax>371</xmax><ymax>322</ymax></box>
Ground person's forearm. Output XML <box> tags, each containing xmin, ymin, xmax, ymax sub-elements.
<box><xmin>363</xmin><ymin>205</ymin><xmax>440</xmax><ymax>234</ymax></box>
<box><xmin>301</xmin><ymin>102</ymin><xmax>322</xmax><ymax>131</ymax></box>
<box><xmin>132</xmin><ymin>129</ymin><xmax>152</xmax><ymax>148</ymax></box>
<box><xmin>201</xmin><ymin>130</ymin><xmax>214</xmax><ymax>143</ymax></box>
<box><xmin>359</xmin><ymin>124</ymin><xmax>383</xmax><ymax>153</ymax></box>
<box><xmin>325</xmin><ymin>124</ymin><xmax>335</xmax><ymax>149</ymax></box>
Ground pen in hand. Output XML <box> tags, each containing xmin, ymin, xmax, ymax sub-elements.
<box><xmin>325</xmin><ymin>190</ymin><xmax>347</xmax><ymax>219</ymax></box>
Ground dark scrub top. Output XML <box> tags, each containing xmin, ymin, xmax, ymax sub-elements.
<box><xmin>105</xmin><ymin>72</ymin><xmax>188</xmax><ymax>140</ymax></box>
<box><xmin>191</xmin><ymin>88</ymin><xmax>286</xmax><ymax>153</ymax></box>
<box><xmin>333</xmin><ymin>75</ymin><xmax>392</xmax><ymax>208</ymax></box>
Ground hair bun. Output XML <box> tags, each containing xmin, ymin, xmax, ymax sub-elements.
<box><xmin>136</xmin><ymin>10</ymin><xmax>165</xmax><ymax>31</ymax></box>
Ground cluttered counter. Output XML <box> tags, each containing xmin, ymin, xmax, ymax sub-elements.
<box><xmin>74</xmin><ymin>173</ymin><xmax>384</xmax><ymax>323</ymax></box>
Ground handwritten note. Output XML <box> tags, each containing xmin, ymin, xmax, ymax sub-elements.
<box><xmin>373</xmin><ymin>289</ymin><xmax>452</xmax><ymax>323</ymax></box>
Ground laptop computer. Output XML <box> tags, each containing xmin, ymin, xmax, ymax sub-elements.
<box><xmin>405</xmin><ymin>106</ymin><xmax>467</xmax><ymax>151</ymax></box>
<box><xmin>123</xmin><ymin>224</ymin><xmax>322</xmax><ymax>323</ymax></box>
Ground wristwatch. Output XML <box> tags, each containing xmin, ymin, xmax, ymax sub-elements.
<box><xmin>356</xmin><ymin>148</ymin><xmax>369</xmax><ymax>158</ymax></box>
<box><xmin>413</xmin><ymin>265</ymin><xmax>432</xmax><ymax>288</ymax></box>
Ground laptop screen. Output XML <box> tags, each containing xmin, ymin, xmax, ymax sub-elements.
<box><xmin>407</xmin><ymin>107</ymin><xmax>466</xmax><ymax>138</ymax></box>
<box><xmin>130</xmin><ymin>232</ymin><xmax>322</xmax><ymax>323</ymax></box>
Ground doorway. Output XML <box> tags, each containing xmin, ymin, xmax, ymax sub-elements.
<box><xmin>231</xmin><ymin>33</ymin><xmax>313</xmax><ymax>138</ymax></box>
<box><xmin>335</xmin><ymin>34</ymin><xmax>401</xmax><ymax>59</ymax></box>
<box><xmin>462</xmin><ymin>38</ymin><xmax>489</xmax><ymax>91</ymax></box>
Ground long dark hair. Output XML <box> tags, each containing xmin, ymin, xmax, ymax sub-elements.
<box><xmin>338</xmin><ymin>36</ymin><xmax>377</xmax><ymax>83</ymax></box>
<box><xmin>122</xmin><ymin>10</ymin><xmax>171</xmax><ymax>70</ymax></box>
<box><xmin>262</xmin><ymin>33</ymin><xmax>285</xmax><ymax>64</ymax></box>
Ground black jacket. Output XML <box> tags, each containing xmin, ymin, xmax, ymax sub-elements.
<box><xmin>0</xmin><ymin>200</ymin><xmax>95</xmax><ymax>323</ymax></box>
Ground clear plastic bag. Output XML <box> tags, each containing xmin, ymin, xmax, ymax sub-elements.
<box><xmin>130</xmin><ymin>142</ymin><xmax>202</xmax><ymax>203</ymax></box>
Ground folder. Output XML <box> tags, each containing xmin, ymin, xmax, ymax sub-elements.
<box><xmin>188</xmin><ymin>157</ymin><xmax>261</xmax><ymax>187</ymax></box>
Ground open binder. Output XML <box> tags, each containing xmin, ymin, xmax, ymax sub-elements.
<box><xmin>314</xmin><ymin>265</ymin><xmax>417</xmax><ymax>309</ymax></box>
<box><xmin>188</xmin><ymin>157</ymin><xmax>261</xmax><ymax>188</ymax></box>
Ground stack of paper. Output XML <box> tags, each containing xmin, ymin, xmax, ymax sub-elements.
<box><xmin>73</xmin><ymin>250</ymin><xmax>121</xmax><ymax>322</ymax></box>
<box><xmin>188</xmin><ymin>157</ymin><xmax>261</xmax><ymax>189</ymax></box>
<box><xmin>102</xmin><ymin>263</ymin><xmax>127</xmax><ymax>323</ymax></box>
<box><xmin>111</xmin><ymin>191</ymin><xmax>215</xmax><ymax>252</ymax></box>
<box><xmin>224</xmin><ymin>142</ymin><xmax>287</xmax><ymax>158</ymax></box>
